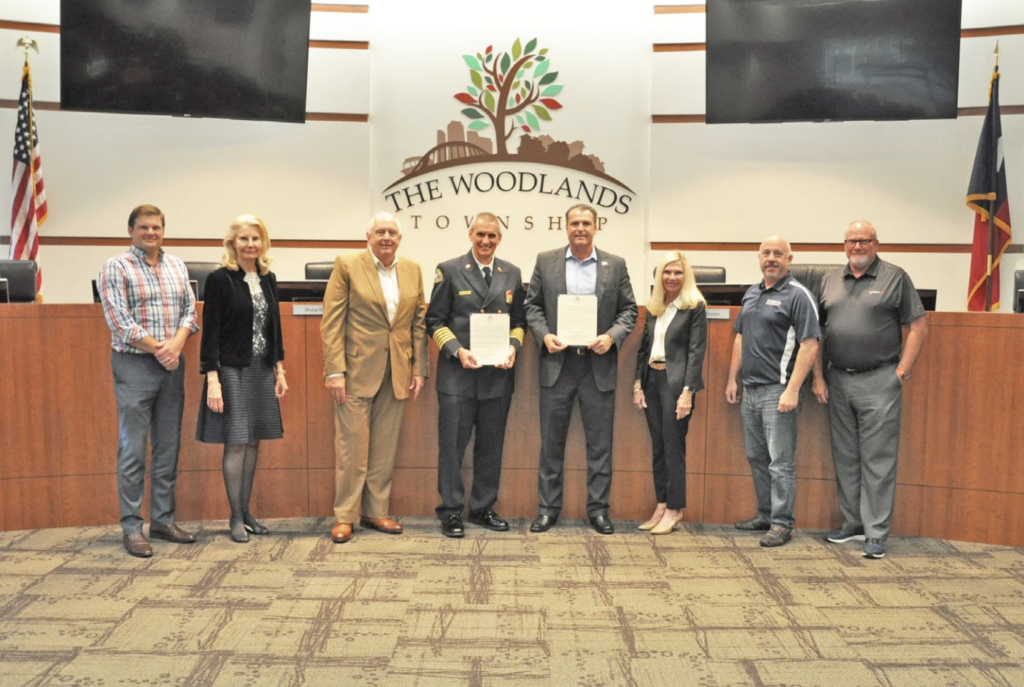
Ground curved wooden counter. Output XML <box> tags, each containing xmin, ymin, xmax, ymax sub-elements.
<box><xmin>1</xmin><ymin>304</ymin><xmax>1021</xmax><ymax>547</ymax></box>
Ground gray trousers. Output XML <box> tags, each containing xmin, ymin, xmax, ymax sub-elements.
<box><xmin>111</xmin><ymin>351</ymin><xmax>186</xmax><ymax>535</ymax></box>
<box><xmin>538</xmin><ymin>352</ymin><xmax>614</xmax><ymax>518</ymax></box>
<box><xmin>740</xmin><ymin>384</ymin><xmax>798</xmax><ymax>529</ymax></box>
<box><xmin>826</xmin><ymin>364</ymin><xmax>902</xmax><ymax>540</ymax></box>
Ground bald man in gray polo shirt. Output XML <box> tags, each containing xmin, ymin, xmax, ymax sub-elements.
<box><xmin>812</xmin><ymin>220</ymin><xmax>927</xmax><ymax>560</ymax></box>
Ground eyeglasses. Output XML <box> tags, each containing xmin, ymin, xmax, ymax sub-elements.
<box><xmin>844</xmin><ymin>239</ymin><xmax>875</xmax><ymax>247</ymax></box>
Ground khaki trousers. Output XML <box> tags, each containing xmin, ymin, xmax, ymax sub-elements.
<box><xmin>332</xmin><ymin>363</ymin><xmax>405</xmax><ymax>524</ymax></box>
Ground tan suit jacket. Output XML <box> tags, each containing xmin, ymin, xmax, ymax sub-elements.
<box><xmin>321</xmin><ymin>249</ymin><xmax>429</xmax><ymax>398</ymax></box>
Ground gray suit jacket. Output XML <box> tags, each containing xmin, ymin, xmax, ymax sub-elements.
<box><xmin>524</xmin><ymin>246</ymin><xmax>637</xmax><ymax>392</ymax></box>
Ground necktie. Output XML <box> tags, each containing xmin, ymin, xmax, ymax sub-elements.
<box><xmin>483</xmin><ymin>266</ymin><xmax>492</xmax><ymax>287</ymax></box>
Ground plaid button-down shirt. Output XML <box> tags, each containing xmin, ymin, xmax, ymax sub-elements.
<box><xmin>98</xmin><ymin>245</ymin><xmax>199</xmax><ymax>354</ymax></box>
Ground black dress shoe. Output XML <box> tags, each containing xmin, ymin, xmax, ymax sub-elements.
<box><xmin>229</xmin><ymin>516</ymin><xmax>249</xmax><ymax>544</ymax></box>
<box><xmin>441</xmin><ymin>514</ymin><xmax>465</xmax><ymax>538</ymax></box>
<box><xmin>468</xmin><ymin>509</ymin><xmax>509</xmax><ymax>531</ymax></box>
<box><xmin>242</xmin><ymin>512</ymin><xmax>269</xmax><ymax>536</ymax></box>
<box><xmin>589</xmin><ymin>515</ymin><xmax>614</xmax><ymax>535</ymax></box>
<box><xmin>529</xmin><ymin>514</ymin><xmax>557</xmax><ymax>533</ymax></box>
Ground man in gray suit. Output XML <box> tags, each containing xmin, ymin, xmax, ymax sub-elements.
<box><xmin>524</xmin><ymin>203</ymin><xmax>637</xmax><ymax>534</ymax></box>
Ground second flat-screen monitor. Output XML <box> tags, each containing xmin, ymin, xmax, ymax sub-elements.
<box><xmin>706</xmin><ymin>0</ymin><xmax>963</xmax><ymax>124</ymax></box>
<box><xmin>60</xmin><ymin>0</ymin><xmax>311</xmax><ymax>123</ymax></box>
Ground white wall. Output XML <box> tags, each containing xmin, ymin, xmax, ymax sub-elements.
<box><xmin>1</xmin><ymin>0</ymin><xmax>1021</xmax><ymax>310</ymax></box>
<box><xmin>1</xmin><ymin>2</ymin><xmax>372</xmax><ymax>302</ymax></box>
<box><xmin>649</xmin><ymin>1</ymin><xmax>1024</xmax><ymax>311</ymax></box>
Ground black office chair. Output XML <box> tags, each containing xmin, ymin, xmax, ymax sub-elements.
<box><xmin>184</xmin><ymin>262</ymin><xmax>221</xmax><ymax>301</ymax></box>
<box><xmin>0</xmin><ymin>259</ymin><xmax>39</xmax><ymax>303</ymax></box>
<box><xmin>691</xmin><ymin>266</ymin><xmax>727</xmax><ymax>284</ymax></box>
<box><xmin>305</xmin><ymin>262</ymin><xmax>334</xmax><ymax>280</ymax></box>
<box><xmin>788</xmin><ymin>263</ymin><xmax>843</xmax><ymax>299</ymax></box>
<box><xmin>1014</xmin><ymin>270</ymin><xmax>1024</xmax><ymax>313</ymax></box>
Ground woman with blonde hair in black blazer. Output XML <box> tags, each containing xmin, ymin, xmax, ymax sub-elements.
<box><xmin>633</xmin><ymin>250</ymin><xmax>707</xmax><ymax>534</ymax></box>
<box><xmin>197</xmin><ymin>215</ymin><xmax>287</xmax><ymax>542</ymax></box>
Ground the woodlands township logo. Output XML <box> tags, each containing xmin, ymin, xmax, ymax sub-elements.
<box><xmin>383</xmin><ymin>38</ymin><xmax>635</xmax><ymax>217</ymax></box>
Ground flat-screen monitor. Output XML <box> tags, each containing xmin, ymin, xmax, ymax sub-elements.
<box><xmin>699</xmin><ymin>283</ymin><xmax>937</xmax><ymax>310</ymax></box>
<box><xmin>60</xmin><ymin>0</ymin><xmax>311</xmax><ymax>123</ymax></box>
<box><xmin>706</xmin><ymin>0</ymin><xmax>962</xmax><ymax>124</ymax></box>
<box><xmin>277</xmin><ymin>280</ymin><xmax>328</xmax><ymax>303</ymax></box>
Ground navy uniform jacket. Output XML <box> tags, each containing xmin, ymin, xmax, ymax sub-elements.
<box><xmin>426</xmin><ymin>251</ymin><xmax>527</xmax><ymax>400</ymax></box>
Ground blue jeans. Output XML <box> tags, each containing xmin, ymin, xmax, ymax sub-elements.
<box><xmin>740</xmin><ymin>384</ymin><xmax>798</xmax><ymax>529</ymax></box>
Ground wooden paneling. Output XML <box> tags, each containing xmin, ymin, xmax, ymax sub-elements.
<box><xmin>0</xmin><ymin>236</ymin><xmax>369</xmax><ymax>249</ymax></box>
<box><xmin>895</xmin><ymin>485</ymin><xmax>1024</xmax><ymax>548</ymax></box>
<box><xmin>651</xmin><ymin>241</ymin><xmax>1024</xmax><ymax>254</ymax></box>
<box><xmin>3</xmin><ymin>304</ymin><xmax>1024</xmax><ymax>548</ymax></box>
<box><xmin>311</xmin><ymin>4</ymin><xmax>369</xmax><ymax>13</ymax></box>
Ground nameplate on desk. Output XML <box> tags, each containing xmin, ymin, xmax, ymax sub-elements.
<box><xmin>293</xmin><ymin>304</ymin><xmax>324</xmax><ymax>316</ymax></box>
<box><xmin>706</xmin><ymin>308</ymin><xmax>730</xmax><ymax>320</ymax></box>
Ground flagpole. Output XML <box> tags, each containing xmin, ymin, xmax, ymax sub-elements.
<box><xmin>984</xmin><ymin>44</ymin><xmax>999</xmax><ymax>312</ymax></box>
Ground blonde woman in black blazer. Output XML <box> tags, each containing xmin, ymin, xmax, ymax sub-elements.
<box><xmin>196</xmin><ymin>215</ymin><xmax>287</xmax><ymax>543</ymax></box>
<box><xmin>633</xmin><ymin>251</ymin><xmax>707</xmax><ymax>535</ymax></box>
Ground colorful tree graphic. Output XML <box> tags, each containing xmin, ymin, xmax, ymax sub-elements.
<box><xmin>453</xmin><ymin>38</ymin><xmax>564</xmax><ymax>156</ymax></box>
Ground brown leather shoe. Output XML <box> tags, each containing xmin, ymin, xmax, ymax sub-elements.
<box><xmin>331</xmin><ymin>523</ymin><xmax>353</xmax><ymax>543</ymax></box>
<box><xmin>149</xmin><ymin>522</ymin><xmax>196</xmax><ymax>544</ymax></box>
<box><xmin>359</xmin><ymin>516</ymin><xmax>403</xmax><ymax>534</ymax></box>
<box><xmin>123</xmin><ymin>532</ymin><xmax>153</xmax><ymax>558</ymax></box>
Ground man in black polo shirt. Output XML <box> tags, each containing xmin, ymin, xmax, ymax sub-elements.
<box><xmin>726</xmin><ymin>236</ymin><xmax>820</xmax><ymax>547</ymax></box>
<box><xmin>812</xmin><ymin>220</ymin><xmax>928</xmax><ymax>560</ymax></box>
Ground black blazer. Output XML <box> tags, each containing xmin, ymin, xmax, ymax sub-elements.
<box><xmin>199</xmin><ymin>266</ymin><xmax>284</xmax><ymax>374</ymax></box>
<box><xmin>635</xmin><ymin>301</ymin><xmax>707</xmax><ymax>396</ymax></box>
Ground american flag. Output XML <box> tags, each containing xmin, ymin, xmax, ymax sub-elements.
<box><xmin>10</xmin><ymin>61</ymin><xmax>47</xmax><ymax>293</ymax></box>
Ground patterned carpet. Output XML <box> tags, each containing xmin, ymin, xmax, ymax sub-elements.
<box><xmin>1</xmin><ymin>517</ymin><xmax>1024</xmax><ymax>687</ymax></box>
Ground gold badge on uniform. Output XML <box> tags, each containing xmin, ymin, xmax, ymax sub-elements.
<box><xmin>434</xmin><ymin>267</ymin><xmax>443</xmax><ymax>284</ymax></box>
<box><xmin>459</xmin><ymin>290</ymin><xmax>472</xmax><ymax>296</ymax></box>
<box><xmin>506</xmin><ymin>289</ymin><xmax>513</xmax><ymax>304</ymax></box>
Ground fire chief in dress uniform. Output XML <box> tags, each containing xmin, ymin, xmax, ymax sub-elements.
<box><xmin>425</xmin><ymin>212</ymin><xmax>526</xmax><ymax>538</ymax></box>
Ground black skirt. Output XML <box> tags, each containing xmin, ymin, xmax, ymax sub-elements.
<box><xmin>196</xmin><ymin>358</ymin><xmax>283</xmax><ymax>444</ymax></box>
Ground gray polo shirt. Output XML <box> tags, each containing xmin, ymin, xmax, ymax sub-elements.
<box><xmin>734</xmin><ymin>273</ymin><xmax>821</xmax><ymax>387</ymax></box>
<box><xmin>819</xmin><ymin>257</ymin><xmax>926</xmax><ymax>371</ymax></box>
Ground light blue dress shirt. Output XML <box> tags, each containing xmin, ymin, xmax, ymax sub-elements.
<box><xmin>565</xmin><ymin>246</ymin><xmax>597</xmax><ymax>296</ymax></box>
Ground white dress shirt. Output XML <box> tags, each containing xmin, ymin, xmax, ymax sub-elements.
<box><xmin>373</xmin><ymin>254</ymin><xmax>400</xmax><ymax>322</ymax></box>
<box><xmin>649</xmin><ymin>295</ymin><xmax>684</xmax><ymax>363</ymax></box>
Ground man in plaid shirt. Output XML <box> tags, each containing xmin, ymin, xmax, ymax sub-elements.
<box><xmin>98</xmin><ymin>204</ymin><xmax>199</xmax><ymax>557</ymax></box>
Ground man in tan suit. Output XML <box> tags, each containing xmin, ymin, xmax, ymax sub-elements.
<box><xmin>321</xmin><ymin>212</ymin><xmax>429</xmax><ymax>543</ymax></box>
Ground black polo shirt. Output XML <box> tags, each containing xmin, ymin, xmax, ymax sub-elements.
<box><xmin>734</xmin><ymin>273</ymin><xmax>821</xmax><ymax>387</ymax></box>
<box><xmin>818</xmin><ymin>257</ymin><xmax>926</xmax><ymax>371</ymax></box>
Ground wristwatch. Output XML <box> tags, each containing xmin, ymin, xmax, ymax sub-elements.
<box><xmin>897</xmin><ymin>368</ymin><xmax>910</xmax><ymax>380</ymax></box>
